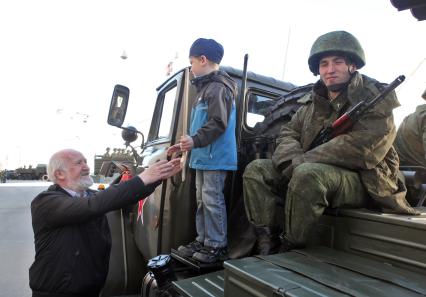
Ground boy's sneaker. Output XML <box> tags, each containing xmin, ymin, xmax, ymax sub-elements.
<box><xmin>192</xmin><ymin>246</ymin><xmax>228</xmax><ymax>263</ymax></box>
<box><xmin>177</xmin><ymin>241</ymin><xmax>203</xmax><ymax>257</ymax></box>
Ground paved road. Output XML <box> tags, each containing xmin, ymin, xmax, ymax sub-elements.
<box><xmin>0</xmin><ymin>181</ymin><xmax>50</xmax><ymax>297</ymax></box>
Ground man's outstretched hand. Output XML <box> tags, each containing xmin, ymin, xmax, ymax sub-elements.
<box><xmin>138</xmin><ymin>158</ymin><xmax>182</xmax><ymax>185</ymax></box>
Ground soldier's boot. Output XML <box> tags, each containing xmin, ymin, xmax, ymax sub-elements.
<box><xmin>278</xmin><ymin>233</ymin><xmax>297</xmax><ymax>253</ymax></box>
<box><xmin>254</xmin><ymin>226</ymin><xmax>281</xmax><ymax>255</ymax></box>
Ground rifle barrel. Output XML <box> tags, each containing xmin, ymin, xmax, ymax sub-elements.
<box><xmin>366</xmin><ymin>75</ymin><xmax>405</xmax><ymax>109</ymax></box>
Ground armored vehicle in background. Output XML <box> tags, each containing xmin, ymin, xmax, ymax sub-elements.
<box><xmin>101</xmin><ymin>57</ymin><xmax>426</xmax><ymax>297</ymax></box>
<box><xmin>93</xmin><ymin>148</ymin><xmax>134</xmax><ymax>183</ymax></box>
<box><xmin>0</xmin><ymin>170</ymin><xmax>7</xmax><ymax>183</ymax></box>
<box><xmin>10</xmin><ymin>164</ymin><xmax>47</xmax><ymax>180</ymax></box>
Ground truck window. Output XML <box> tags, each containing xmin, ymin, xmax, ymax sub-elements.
<box><xmin>246</xmin><ymin>92</ymin><xmax>275</xmax><ymax>128</ymax></box>
<box><xmin>157</xmin><ymin>85</ymin><xmax>178</xmax><ymax>139</ymax></box>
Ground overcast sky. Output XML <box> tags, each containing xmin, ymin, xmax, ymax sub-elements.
<box><xmin>0</xmin><ymin>0</ymin><xmax>425</xmax><ymax>171</ymax></box>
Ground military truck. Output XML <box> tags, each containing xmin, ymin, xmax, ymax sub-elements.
<box><xmin>0</xmin><ymin>170</ymin><xmax>7</xmax><ymax>183</ymax></box>
<box><xmin>11</xmin><ymin>164</ymin><xmax>47</xmax><ymax>180</ymax></box>
<box><xmin>102</xmin><ymin>54</ymin><xmax>426</xmax><ymax>297</ymax></box>
<box><xmin>92</xmin><ymin>148</ymin><xmax>135</xmax><ymax>184</ymax></box>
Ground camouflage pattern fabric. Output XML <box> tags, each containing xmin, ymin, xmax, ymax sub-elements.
<box><xmin>243</xmin><ymin>72</ymin><xmax>418</xmax><ymax>246</ymax></box>
<box><xmin>272</xmin><ymin>72</ymin><xmax>417</xmax><ymax>215</ymax></box>
<box><xmin>243</xmin><ymin>159</ymin><xmax>286</xmax><ymax>228</ymax></box>
<box><xmin>394</xmin><ymin>104</ymin><xmax>426</xmax><ymax>167</ymax></box>
<box><xmin>243</xmin><ymin>160</ymin><xmax>368</xmax><ymax>246</ymax></box>
<box><xmin>286</xmin><ymin>163</ymin><xmax>368</xmax><ymax>245</ymax></box>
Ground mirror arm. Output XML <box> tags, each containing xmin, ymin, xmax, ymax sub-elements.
<box><xmin>122</xmin><ymin>129</ymin><xmax>145</xmax><ymax>166</ymax></box>
<box><xmin>125</xmin><ymin>143</ymin><xmax>142</xmax><ymax>166</ymax></box>
<box><xmin>137</xmin><ymin>130</ymin><xmax>145</xmax><ymax>151</ymax></box>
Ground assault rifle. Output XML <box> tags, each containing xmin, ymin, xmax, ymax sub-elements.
<box><xmin>309</xmin><ymin>75</ymin><xmax>405</xmax><ymax>150</ymax></box>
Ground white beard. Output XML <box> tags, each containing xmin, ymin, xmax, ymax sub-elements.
<box><xmin>72</xmin><ymin>175</ymin><xmax>94</xmax><ymax>191</ymax></box>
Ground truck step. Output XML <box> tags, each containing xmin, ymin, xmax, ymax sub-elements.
<box><xmin>171</xmin><ymin>248</ymin><xmax>223</xmax><ymax>273</ymax></box>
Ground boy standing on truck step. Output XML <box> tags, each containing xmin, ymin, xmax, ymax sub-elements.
<box><xmin>167</xmin><ymin>38</ymin><xmax>238</xmax><ymax>263</ymax></box>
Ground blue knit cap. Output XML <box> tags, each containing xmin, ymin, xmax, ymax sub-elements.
<box><xmin>189</xmin><ymin>38</ymin><xmax>224</xmax><ymax>64</ymax></box>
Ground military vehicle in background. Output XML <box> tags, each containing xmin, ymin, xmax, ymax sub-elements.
<box><xmin>0</xmin><ymin>170</ymin><xmax>7</xmax><ymax>183</ymax></box>
<box><xmin>92</xmin><ymin>147</ymin><xmax>135</xmax><ymax>184</ymax></box>
<box><xmin>94</xmin><ymin>148</ymin><xmax>135</xmax><ymax>175</ymax></box>
<box><xmin>6</xmin><ymin>164</ymin><xmax>48</xmax><ymax>181</ymax></box>
<box><xmin>4</xmin><ymin>170</ymin><xmax>17</xmax><ymax>180</ymax></box>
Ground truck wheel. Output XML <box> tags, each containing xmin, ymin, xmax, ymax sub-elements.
<box><xmin>141</xmin><ymin>271</ymin><xmax>176</xmax><ymax>297</ymax></box>
<box><xmin>42</xmin><ymin>174</ymin><xmax>49</xmax><ymax>181</ymax></box>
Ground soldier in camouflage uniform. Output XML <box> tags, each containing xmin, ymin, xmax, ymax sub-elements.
<box><xmin>394</xmin><ymin>88</ymin><xmax>426</xmax><ymax>167</ymax></box>
<box><xmin>243</xmin><ymin>31</ymin><xmax>419</xmax><ymax>255</ymax></box>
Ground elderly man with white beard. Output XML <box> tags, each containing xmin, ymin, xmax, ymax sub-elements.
<box><xmin>29</xmin><ymin>148</ymin><xmax>181</xmax><ymax>297</ymax></box>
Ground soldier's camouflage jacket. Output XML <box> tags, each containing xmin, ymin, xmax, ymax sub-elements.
<box><xmin>272</xmin><ymin>72</ymin><xmax>417</xmax><ymax>214</ymax></box>
<box><xmin>394</xmin><ymin>104</ymin><xmax>426</xmax><ymax>167</ymax></box>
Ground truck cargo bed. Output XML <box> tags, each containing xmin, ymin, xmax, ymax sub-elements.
<box><xmin>173</xmin><ymin>206</ymin><xmax>426</xmax><ymax>297</ymax></box>
<box><xmin>174</xmin><ymin>246</ymin><xmax>426</xmax><ymax>297</ymax></box>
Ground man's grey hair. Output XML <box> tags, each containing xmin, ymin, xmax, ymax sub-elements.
<box><xmin>47</xmin><ymin>151</ymin><xmax>68</xmax><ymax>183</ymax></box>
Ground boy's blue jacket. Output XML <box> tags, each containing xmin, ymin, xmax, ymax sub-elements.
<box><xmin>189</xmin><ymin>70</ymin><xmax>238</xmax><ymax>170</ymax></box>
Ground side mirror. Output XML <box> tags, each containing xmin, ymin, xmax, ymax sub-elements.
<box><xmin>107</xmin><ymin>85</ymin><xmax>130</xmax><ymax>128</ymax></box>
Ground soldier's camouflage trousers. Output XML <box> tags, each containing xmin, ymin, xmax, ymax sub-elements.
<box><xmin>243</xmin><ymin>159</ymin><xmax>369</xmax><ymax>246</ymax></box>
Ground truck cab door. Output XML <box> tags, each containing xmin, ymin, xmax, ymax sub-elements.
<box><xmin>133</xmin><ymin>68</ymin><xmax>197</xmax><ymax>261</ymax></box>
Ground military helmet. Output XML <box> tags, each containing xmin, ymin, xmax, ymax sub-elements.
<box><xmin>308</xmin><ymin>31</ymin><xmax>366</xmax><ymax>75</ymax></box>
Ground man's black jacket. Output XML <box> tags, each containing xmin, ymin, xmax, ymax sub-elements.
<box><xmin>29</xmin><ymin>177</ymin><xmax>159</xmax><ymax>297</ymax></box>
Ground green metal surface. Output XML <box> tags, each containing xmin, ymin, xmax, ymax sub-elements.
<box><xmin>123</xmin><ymin>239</ymin><xmax>426</xmax><ymax>297</ymax></box>
<box><xmin>338</xmin><ymin>207</ymin><xmax>426</xmax><ymax>229</ymax></box>
<box><xmin>224</xmin><ymin>257</ymin><xmax>348</xmax><ymax>297</ymax></box>
<box><xmin>319</xmin><ymin>208</ymin><xmax>426</xmax><ymax>273</ymax></box>
<box><xmin>173</xmin><ymin>270</ymin><xmax>225</xmax><ymax>297</ymax></box>
<box><xmin>294</xmin><ymin>247</ymin><xmax>426</xmax><ymax>295</ymax></box>
<box><xmin>255</xmin><ymin>248</ymin><xmax>426</xmax><ymax>297</ymax></box>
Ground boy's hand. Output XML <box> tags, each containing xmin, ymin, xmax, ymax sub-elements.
<box><xmin>167</xmin><ymin>144</ymin><xmax>182</xmax><ymax>156</ymax></box>
<box><xmin>180</xmin><ymin>135</ymin><xmax>194</xmax><ymax>151</ymax></box>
